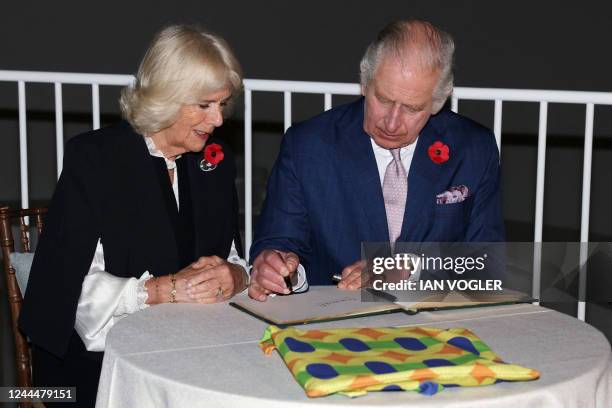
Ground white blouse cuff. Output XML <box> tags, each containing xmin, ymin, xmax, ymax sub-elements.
<box><xmin>115</xmin><ymin>271</ymin><xmax>153</xmax><ymax>315</ymax></box>
<box><xmin>227</xmin><ymin>240</ymin><xmax>249</xmax><ymax>290</ymax></box>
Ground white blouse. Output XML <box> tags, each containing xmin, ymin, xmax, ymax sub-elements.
<box><xmin>74</xmin><ymin>137</ymin><xmax>248</xmax><ymax>352</ymax></box>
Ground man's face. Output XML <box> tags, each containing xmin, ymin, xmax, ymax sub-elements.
<box><xmin>362</xmin><ymin>56</ymin><xmax>439</xmax><ymax>149</ymax></box>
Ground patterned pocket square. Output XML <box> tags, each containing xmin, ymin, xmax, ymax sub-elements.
<box><xmin>436</xmin><ymin>185</ymin><xmax>469</xmax><ymax>204</ymax></box>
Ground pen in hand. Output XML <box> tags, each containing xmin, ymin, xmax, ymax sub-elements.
<box><xmin>284</xmin><ymin>275</ymin><xmax>293</xmax><ymax>294</ymax></box>
<box><xmin>272</xmin><ymin>249</ymin><xmax>297</xmax><ymax>294</ymax></box>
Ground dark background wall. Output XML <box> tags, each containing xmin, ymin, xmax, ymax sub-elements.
<box><xmin>1</xmin><ymin>1</ymin><xmax>610</xmax><ymax>89</ymax></box>
<box><xmin>1</xmin><ymin>0</ymin><xmax>611</xmax><ymax>392</ymax></box>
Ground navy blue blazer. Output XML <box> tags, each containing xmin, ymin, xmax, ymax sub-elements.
<box><xmin>250</xmin><ymin>98</ymin><xmax>504</xmax><ymax>285</ymax></box>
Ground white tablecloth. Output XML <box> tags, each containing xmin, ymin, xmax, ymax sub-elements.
<box><xmin>96</xmin><ymin>291</ymin><xmax>612</xmax><ymax>408</ymax></box>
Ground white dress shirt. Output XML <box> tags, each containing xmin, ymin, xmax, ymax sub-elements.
<box><xmin>75</xmin><ymin>137</ymin><xmax>248</xmax><ymax>351</ymax></box>
<box><xmin>370</xmin><ymin>138</ymin><xmax>417</xmax><ymax>183</ymax></box>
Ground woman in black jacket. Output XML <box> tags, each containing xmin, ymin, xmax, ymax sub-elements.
<box><xmin>20</xmin><ymin>24</ymin><xmax>248</xmax><ymax>407</ymax></box>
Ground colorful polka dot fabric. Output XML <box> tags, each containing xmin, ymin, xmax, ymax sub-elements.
<box><xmin>259</xmin><ymin>325</ymin><xmax>540</xmax><ymax>397</ymax></box>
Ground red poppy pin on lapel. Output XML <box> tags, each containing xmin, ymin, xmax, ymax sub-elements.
<box><xmin>428</xmin><ymin>141</ymin><xmax>450</xmax><ymax>164</ymax></box>
<box><xmin>200</xmin><ymin>143</ymin><xmax>224</xmax><ymax>172</ymax></box>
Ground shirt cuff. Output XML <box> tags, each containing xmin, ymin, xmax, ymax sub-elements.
<box><xmin>292</xmin><ymin>263</ymin><xmax>308</xmax><ymax>293</ymax></box>
<box><xmin>227</xmin><ymin>239</ymin><xmax>249</xmax><ymax>290</ymax></box>
<box><xmin>115</xmin><ymin>271</ymin><xmax>153</xmax><ymax>315</ymax></box>
<box><xmin>408</xmin><ymin>254</ymin><xmax>421</xmax><ymax>281</ymax></box>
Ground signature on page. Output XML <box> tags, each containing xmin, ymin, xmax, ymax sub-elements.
<box><xmin>318</xmin><ymin>296</ymin><xmax>358</xmax><ymax>308</ymax></box>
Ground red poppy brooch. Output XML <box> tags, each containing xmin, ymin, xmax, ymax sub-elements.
<box><xmin>428</xmin><ymin>141</ymin><xmax>450</xmax><ymax>164</ymax></box>
<box><xmin>200</xmin><ymin>143</ymin><xmax>224</xmax><ymax>172</ymax></box>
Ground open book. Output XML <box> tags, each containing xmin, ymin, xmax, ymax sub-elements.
<box><xmin>230</xmin><ymin>286</ymin><xmax>531</xmax><ymax>326</ymax></box>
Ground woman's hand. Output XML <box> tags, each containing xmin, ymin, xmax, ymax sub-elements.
<box><xmin>144</xmin><ymin>263</ymin><xmax>202</xmax><ymax>304</ymax></box>
<box><xmin>145</xmin><ymin>257</ymin><xmax>247</xmax><ymax>304</ymax></box>
<box><xmin>183</xmin><ymin>256</ymin><xmax>248</xmax><ymax>303</ymax></box>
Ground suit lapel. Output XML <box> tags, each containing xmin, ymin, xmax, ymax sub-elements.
<box><xmin>333</xmin><ymin>99</ymin><xmax>389</xmax><ymax>242</ymax></box>
<box><xmin>184</xmin><ymin>147</ymin><xmax>234</xmax><ymax>258</ymax></box>
<box><xmin>185</xmin><ymin>152</ymin><xmax>208</xmax><ymax>256</ymax></box>
<box><xmin>121</xmin><ymin>128</ymin><xmax>179</xmax><ymax>272</ymax></box>
<box><xmin>400</xmin><ymin>114</ymin><xmax>447</xmax><ymax>241</ymax></box>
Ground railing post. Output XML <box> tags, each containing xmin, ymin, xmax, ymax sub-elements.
<box><xmin>493</xmin><ymin>99</ymin><xmax>502</xmax><ymax>153</ymax></box>
<box><xmin>18</xmin><ymin>81</ymin><xmax>29</xmax><ymax>211</ymax></box>
<box><xmin>577</xmin><ymin>103</ymin><xmax>595</xmax><ymax>322</ymax></box>
<box><xmin>55</xmin><ymin>82</ymin><xmax>64</xmax><ymax>178</ymax></box>
<box><xmin>324</xmin><ymin>93</ymin><xmax>332</xmax><ymax>111</ymax></box>
<box><xmin>532</xmin><ymin>101</ymin><xmax>548</xmax><ymax>305</ymax></box>
<box><xmin>92</xmin><ymin>83</ymin><xmax>100</xmax><ymax>130</ymax></box>
<box><xmin>283</xmin><ymin>91</ymin><xmax>292</xmax><ymax>132</ymax></box>
<box><xmin>244</xmin><ymin>89</ymin><xmax>253</xmax><ymax>258</ymax></box>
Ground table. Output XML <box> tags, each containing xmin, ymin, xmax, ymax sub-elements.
<box><xmin>96</xmin><ymin>291</ymin><xmax>612</xmax><ymax>407</ymax></box>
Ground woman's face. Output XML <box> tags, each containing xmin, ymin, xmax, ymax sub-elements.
<box><xmin>159</xmin><ymin>87</ymin><xmax>232</xmax><ymax>158</ymax></box>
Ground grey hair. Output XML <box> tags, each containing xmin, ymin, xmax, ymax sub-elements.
<box><xmin>359</xmin><ymin>20</ymin><xmax>455</xmax><ymax>113</ymax></box>
<box><xmin>120</xmin><ymin>24</ymin><xmax>243</xmax><ymax>135</ymax></box>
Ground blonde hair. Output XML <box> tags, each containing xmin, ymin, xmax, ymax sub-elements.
<box><xmin>360</xmin><ymin>20</ymin><xmax>455</xmax><ymax>114</ymax></box>
<box><xmin>120</xmin><ymin>25</ymin><xmax>243</xmax><ymax>135</ymax></box>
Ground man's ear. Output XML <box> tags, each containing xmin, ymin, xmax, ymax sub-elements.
<box><xmin>431</xmin><ymin>99</ymin><xmax>443</xmax><ymax>115</ymax></box>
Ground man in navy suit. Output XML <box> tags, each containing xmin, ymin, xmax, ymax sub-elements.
<box><xmin>249</xmin><ymin>19</ymin><xmax>504</xmax><ymax>300</ymax></box>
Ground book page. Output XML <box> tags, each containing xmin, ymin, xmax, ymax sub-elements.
<box><xmin>388</xmin><ymin>290</ymin><xmax>448</xmax><ymax>309</ymax></box>
<box><xmin>463</xmin><ymin>287</ymin><xmax>533</xmax><ymax>303</ymax></box>
<box><xmin>230</xmin><ymin>286</ymin><xmax>400</xmax><ymax>325</ymax></box>
<box><xmin>408</xmin><ymin>288</ymin><xmax>531</xmax><ymax>310</ymax></box>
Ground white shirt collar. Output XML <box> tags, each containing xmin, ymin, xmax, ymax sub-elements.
<box><xmin>144</xmin><ymin>136</ymin><xmax>180</xmax><ymax>170</ymax></box>
<box><xmin>370</xmin><ymin>137</ymin><xmax>418</xmax><ymax>160</ymax></box>
<box><xmin>369</xmin><ymin>136</ymin><xmax>419</xmax><ymax>184</ymax></box>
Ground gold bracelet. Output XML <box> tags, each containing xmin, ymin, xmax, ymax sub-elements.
<box><xmin>170</xmin><ymin>274</ymin><xmax>177</xmax><ymax>303</ymax></box>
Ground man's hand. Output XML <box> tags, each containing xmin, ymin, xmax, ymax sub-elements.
<box><xmin>249</xmin><ymin>249</ymin><xmax>300</xmax><ymax>301</ymax></box>
<box><xmin>337</xmin><ymin>260</ymin><xmax>372</xmax><ymax>290</ymax></box>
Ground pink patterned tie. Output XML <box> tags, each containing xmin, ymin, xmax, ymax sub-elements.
<box><xmin>382</xmin><ymin>148</ymin><xmax>407</xmax><ymax>243</ymax></box>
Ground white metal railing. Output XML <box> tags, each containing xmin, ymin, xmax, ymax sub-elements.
<box><xmin>0</xmin><ymin>70</ymin><xmax>134</xmax><ymax>208</ymax></box>
<box><xmin>2</xmin><ymin>70</ymin><xmax>612</xmax><ymax>321</ymax></box>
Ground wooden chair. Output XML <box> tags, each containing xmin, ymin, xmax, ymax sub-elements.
<box><xmin>0</xmin><ymin>205</ymin><xmax>46</xmax><ymax>406</ymax></box>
